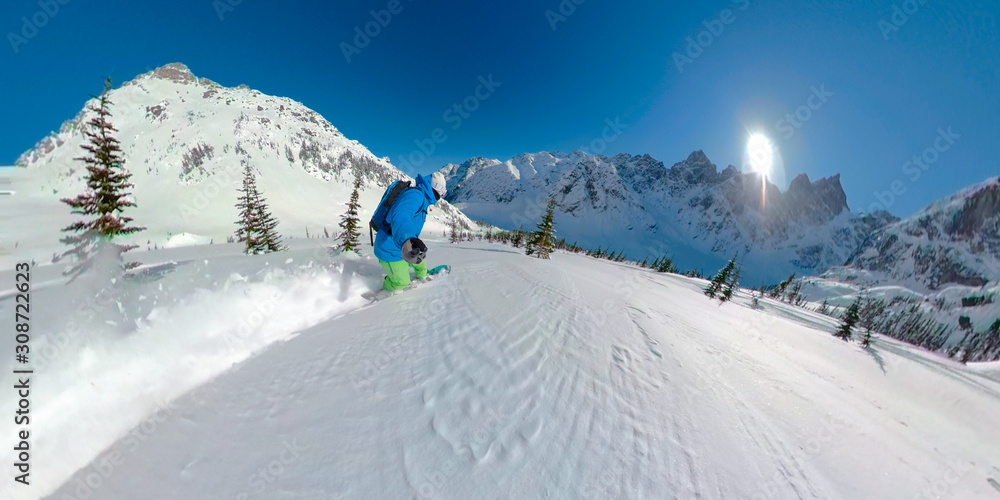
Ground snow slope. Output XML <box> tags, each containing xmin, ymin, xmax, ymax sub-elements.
<box><xmin>4</xmin><ymin>241</ymin><xmax>999</xmax><ymax>499</ymax></box>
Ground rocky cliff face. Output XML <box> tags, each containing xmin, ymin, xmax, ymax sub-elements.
<box><xmin>846</xmin><ymin>177</ymin><xmax>1000</xmax><ymax>291</ymax></box>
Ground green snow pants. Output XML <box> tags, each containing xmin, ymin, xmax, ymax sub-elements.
<box><xmin>380</xmin><ymin>259</ymin><xmax>428</xmax><ymax>291</ymax></box>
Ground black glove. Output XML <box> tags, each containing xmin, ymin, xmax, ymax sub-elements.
<box><xmin>401</xmin><ymin>238</ymin><xmax>427</xmax><ymax>265</ymax></box>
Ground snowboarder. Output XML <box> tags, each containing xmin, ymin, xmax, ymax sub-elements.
<box><xmin>372</xmin><ymin>172</ymin><xmax>447</xmax><ymax>291</ymax></box>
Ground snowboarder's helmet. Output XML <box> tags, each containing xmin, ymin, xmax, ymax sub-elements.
<box><xmin>431</xmin><ymin>172</ymin><xmax>447</xmax><ymax>200</ymax></box>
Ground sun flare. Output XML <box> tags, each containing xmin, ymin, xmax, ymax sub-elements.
<box><xmin>747</xmin><ymin>133</ymin><xmax>774</xmax><ymax>177</ymax></box>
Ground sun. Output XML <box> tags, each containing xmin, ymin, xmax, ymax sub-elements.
<box><xmin>747</xmin><ymin>133</ymin><xmax>774</xmax><ymax>177</ymax></box>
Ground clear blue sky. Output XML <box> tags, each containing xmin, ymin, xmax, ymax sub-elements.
<box><xmin>2</xmin><ymin>0</ymin><xmax>997</xmax><ymax>217</ymax></box>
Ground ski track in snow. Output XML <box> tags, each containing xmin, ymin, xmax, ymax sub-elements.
<box><xmin>19</xmin><ymin>243</ymin><xmax>1000</xmax><ymax>500</ymax></box>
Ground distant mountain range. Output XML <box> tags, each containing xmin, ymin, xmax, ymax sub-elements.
<box><xmin>438</xmin><ymin>150</ymin><xmax>903</xmax><ymax>285</ymax></box>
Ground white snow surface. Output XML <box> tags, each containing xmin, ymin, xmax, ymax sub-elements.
<box><xmin>2</xmin><ymin>241</ymin><xmax>999</xmax><ymax>500</ymax></box>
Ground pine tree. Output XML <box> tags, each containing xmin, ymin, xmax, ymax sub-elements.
<box><xmin>60</xmin><ymin>77</ymin><xmax>145</xmax><ymax>270</ymax></box>
<box><xmin>835</xmin><ymin>297</ymin><xmax>861</xmax><ymax>341</ymax></box>
<box><xmin>338</xmin><ymin>173</ymin><xmax>363</xmax><ymax>252</ymax></box>
<box><xmin>720</xmin><ymin>259</ymin><xmax>742</xmax><ymax>302</ymax></box>
<box><xmin>705</xmin><ymin>256</ymin><xmax>737</xmax><ymax>299</ymax></box>
<box><xmin>511</xmin><ymin>228</ymin><xmax>525</xmax><ymax>248</ymax></box>
<box><xmin>234</xmin><ymin>161</ymin><xmax>284</xmax><ymax>254</ymax></box>
<box><xmin>818</xmin><ymin>299</ymin><xmax>830</xmax><ymax>316</ymax></box>
<box><xmin>786</xmin><ymin>281</ymin><xmax>803</xmax><ymax>305</ymax></box>
<box><xmin>449</xmin><ymin>218</ymin><xmax>461</xmax><ymax>244</ymax></box>
<box><xmin>655</xmin><ymin>256</ymin><xmax>676</xmax><ymax>273</ymax></box>
<box><xmin>235</xmin><ymin>161</ymin><xmax>261</xmax><ymax>252</ymax></box>
<box><xmin>525</xmin><ymin>197</ymin><xmax>558</xmax><ymax>259</ymax></box>
<box><xmin>256</xmin><ymin>192</ymin><xmax>285</xmax><ymax>252</ymax></box>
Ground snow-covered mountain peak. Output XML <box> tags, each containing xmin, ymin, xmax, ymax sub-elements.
<box><xmin>144</xmin><ymin>62</ymin><xmax>199</xmax><ymax>85</ymax></box>
<box><xmin>8</xmin><ymin>63</ymin><xmax>476</xmax><ymax>262</ymax></box>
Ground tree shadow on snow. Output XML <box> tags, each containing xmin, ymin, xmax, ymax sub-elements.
<box><xmin>864</xmin><ymin>345</ymin><xmax>887</xmax><ymax>375</ymax></box>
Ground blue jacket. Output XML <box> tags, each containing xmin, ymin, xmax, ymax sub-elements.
<box><xmin>374</xmin><ymin>174</ymin><xmax>437</xmax><ymax>262</ymax></box>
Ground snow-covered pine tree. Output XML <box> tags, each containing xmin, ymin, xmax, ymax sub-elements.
<box><xmin>60</xmin><ymin>77</ymin><xmax>145</xmax><ymax>271</ymax></box>
<box><xmin>818</xmin><ymin>299</ymin><xmax>830</xmax><ymax>316</ymax></box>
<box><xmin>705</xmin><ymin>256</ymin><xmax>736</xmax><ymax>299</ymax></box>
<box><xmin>720</xmin><ymin>258</ymin><xmax>743</xmax><ymax>302</ymax></box>
<box><xmin>338</xmin><ymin>173</ymin><xmax>363</xmax><ymax>252</ymax></box>
<box><xmin>525</xmin><ymin>197</ymin><xmax>557</xmax><ymax>259</ymax></box>
<box><xmin>835</xmin><ymin>297</ymin><xmax>861</xmax><ymax>341</ymax></box>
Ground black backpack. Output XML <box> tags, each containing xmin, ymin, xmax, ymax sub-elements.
<box><xmin>369</xmin><ymin>180</ymin><xmax>415</xmax><ymax>246</ymax></box>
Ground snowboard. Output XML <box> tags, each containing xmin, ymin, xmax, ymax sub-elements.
<box><xmin>429</xmin><ymin>264</ymin><xmax>451</xmax><ymax>276</ymax></box>
<box><xmin>362</xmin><ymin>264</ymin><xmax>450</xmax><ymax>302</ymax></box>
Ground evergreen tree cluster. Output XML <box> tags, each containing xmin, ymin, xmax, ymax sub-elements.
<box><xmin>705</xmin><ymin>255</ymin><xmax>742</xmax><ymax>303</ymax></box>
<box><xmin>835</xmin><ymin>297</ymin><xmax>861</xmax><ymax>341</ymax></box>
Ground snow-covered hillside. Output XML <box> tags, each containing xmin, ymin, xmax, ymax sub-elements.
<box><xmin>4</xmin><ymin>63</ymin><xmax>475</xmax><ymax>268</ymax></box>
<box><xmin>2</xmin><ymin>241</ymin><xmax>999</xmax><ymax>499</ymax></box>
<box><xmin>438</xmin><ymin>151</ymin><xmax>897</xmax><ymax>285</ymax></box>
<box><xmin>845</xmin><ymin>177</ymin><xmax>1000</xmax><ymax>292</ymax></box>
